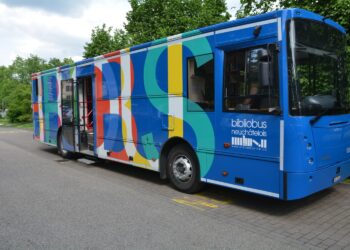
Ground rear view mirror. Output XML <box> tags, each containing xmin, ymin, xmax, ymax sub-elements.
<box><xmin>259</xmin><ymin>61</ymin><xmax>271</xmax><ymax>86</ymax></box>
<box><xmin>258</xmin><ymin>48</ymin><xmax>273</xmax><ymax>87</ymax></box>
<box><xmin>302</xmin><ymin>95</ymin><xmax>336</xmax><ymax>110</ymax></box>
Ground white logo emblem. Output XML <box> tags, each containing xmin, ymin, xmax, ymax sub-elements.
<box><xmin>232</xmin><ymin>136</ymin><xmax>267</xmax><ymax>149</ymax></box>
<box><xmin>231</xmin><ymin>119</ymin><xmax>268</xmax><ymax>151</ymax></box>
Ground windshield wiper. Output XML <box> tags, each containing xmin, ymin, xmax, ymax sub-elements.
<box><xmin>310</xmin><ymin>108</ymin><xmax>332</xmax><ymax>125</ymax></box>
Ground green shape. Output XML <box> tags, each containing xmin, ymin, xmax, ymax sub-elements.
<box><xmin>183</xmin><ymin>99</ymin><xmax>215</xmax><ymax>177</ymax></box>
<box><xmin>41</xmin><ymin>73</ymin><xmax>60</xmax><ymax>144</ymax></box>
<box><xmin>183</xmin><ymin>37</ymin><xmax>212</xmax><ymax>58</ymax></box>
<box><xmin>183</xmin><ymin>37</ymin><xmax>215</xmax><ymax>177</ymax></box>
<box><xmin>194</xmin><ymin>53</ymin><xmax>213</xmax><ymax>68</ymax></box>
<box><xmin>141</xmin><ymin>133</ymin><xmax>159</xmax><ymax>160</ymax></box>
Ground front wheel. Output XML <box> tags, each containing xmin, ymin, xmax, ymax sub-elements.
<box><xmin>167</xmin><ymin>144</ymin><xmax>203</xmax><ymax>193</ymax></box>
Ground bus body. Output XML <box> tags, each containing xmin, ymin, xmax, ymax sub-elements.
<box><xmin>31</xmin><ymin>8</ymin><xmax>350</xmax><ymax>200</ymax></box>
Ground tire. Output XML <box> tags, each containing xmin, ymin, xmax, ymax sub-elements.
<box><xmin>167</xmin><ymin>144</ymin><xmax>203</xmax><ymax>193</ymax></box>
<box><xmin>57</xmin><ymin>131</ymin><xmax>73</xmax><ymax>159</ymax></box>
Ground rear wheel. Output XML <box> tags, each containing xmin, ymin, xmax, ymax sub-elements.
<box><xmin>57</xmin><ymin>131</ymin><xmax>73</xmax><ymax>158</ymax></box>
<box><xmin>167</xmin><ymin>144</ymin><xmax>203</xmax><ymax>193</ymax></box>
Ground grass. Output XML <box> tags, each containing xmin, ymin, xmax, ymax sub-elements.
<box><xmin>0</xmin><ymin>117</ymin><xmax>33</xmax><ymax>129</ymax></box>
<box><xmin>343</xmin><ymin>178</ymin><xmax>350</xmax><ymax>185</ymax></box>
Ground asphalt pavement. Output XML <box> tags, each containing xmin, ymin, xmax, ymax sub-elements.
<box><xmin>0</xmin><ymin>126</ymin><xmax>350</xmax><ymax>250</ymax></box>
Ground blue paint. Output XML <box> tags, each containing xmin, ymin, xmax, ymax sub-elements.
<box><xmin>31</xmin><ymin>79</ymin><xmax>38</xmax><ymax>103</ymax></box>
<box><xmin>102</xmin><ymin>62</ymin><xmax>121</xmax><ymax>99</ymax></box>
<box><xmin>33</xmin><ymin>112</ymin><xmax>39</xmax><ymax>137</ymax></box>
<box><xmin>76</xmin><ymin>64</ymin><xmax>94</xmax><ymax>77</ymax></box>
<box><xmin>47</xmin><ymin>75</ymin><xmax>57</xmax><ymax>102</ymax></box>
<box><xmin>61</xmin><ymin>69</ymin><xmax>72</xmax><ymax>80</ymax></box>
<box><xmin>103</xmin><ymin>114</ymin><xmax>124</xmax><ymax>152</ymax></box>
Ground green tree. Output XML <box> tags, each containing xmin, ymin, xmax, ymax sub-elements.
<box><xmin>113</xmin><ymin>29</ymin><xmax>131</xmax><ymax>51</ymax></box>
<box><xmin>47</xmin><ymin>57</ymin><xmax>74</xmax><ymax>69</ymax></box>
<box><xmin>10</xmin><ymin>55</ymin><xmax>46</xmax><ymax>84</ymax></box>
<box><xmin>83</xmin><ymin>24</ymin><xmax>130</xmax><ymax>58</ymax></box>
<box><xmin>83</xmin><ymin>0</ymin><xmax>230</xmax><ymax>57</ymax></box>
<box><xmin>125</xmin><ymin>0</ymin><xmax>231</xmax><ymax>45</ymax></box>
<box><xmin>6</xmin><ymin>84</ymin><xmax>32</xmax><ymax>123</ymax></box>
<box><xmin>236</xmin><ymin>0</ymin><xmax>350</xmax><ymax>32</ymax></box>
<box><xmin>6</xmin><ymin>55</ymin><xmax>74</xmax><ymax>85</ymax></box>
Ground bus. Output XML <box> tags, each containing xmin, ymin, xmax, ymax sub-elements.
<box><xmin>31</xmin><ymin>8</ymin><xmax>350</xmax><ymax>200</ymax></box>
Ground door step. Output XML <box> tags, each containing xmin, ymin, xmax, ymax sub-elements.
<box><xmin>80</xmin><ymin>149</ymin><xmax>95</xmax><ymax>156</ymax></box>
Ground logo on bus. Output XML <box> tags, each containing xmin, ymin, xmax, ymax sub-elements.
<box><xmin>231</xmin><ymin>119</ymin><xmax>268</xmax><ymax>151</ymax></box>
<box><xmin>231</xmin><ymin>118</ymin><xmax>267</xmax><ymax>129</ymax></box>
<box><xmin>231</xmin><ymin>136</ymin><xmax>267</xmax><ymax>149</ymax></box>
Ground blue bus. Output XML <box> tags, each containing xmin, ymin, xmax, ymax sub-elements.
<box><xmin>32</xmin><ymin>8</ymin><xmax>350</xmax><ymax>200</ymax></box>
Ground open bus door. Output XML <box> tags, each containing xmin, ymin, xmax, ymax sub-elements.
<box><xmin>60</xmin><ymin>79</ymin><xmax>76</xmax><ymax>152</ymax></box>
<box><xmin>77</xmin><ymin>76</ymin><xmax>94</xmax><ymax>154</ymax></box>
<box><xmin>59</xmin><ymin>76</ymin><xmax>94</xmax><ymax>155</ymax></box>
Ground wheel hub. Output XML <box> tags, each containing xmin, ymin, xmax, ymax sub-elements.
<box><xmin>172</xmin><ymin>155</ymin><xmax>192</xmax><ymax>182</ymax></box>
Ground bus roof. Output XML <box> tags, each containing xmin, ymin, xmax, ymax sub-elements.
<box><xmin>31</xmin><ymin>8</ymin><xmax>346</xmax><ymax>77</ymax></box>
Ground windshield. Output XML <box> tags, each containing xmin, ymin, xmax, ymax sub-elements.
<box><xmin>287</xmin><ymin>18</ymin><xmax>349</xmax><ymax>116</ymax></box>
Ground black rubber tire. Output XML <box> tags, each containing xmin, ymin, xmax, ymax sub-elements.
<box><xmin>167</xmin><ymin>144</ymin><xmax>203</xmax><ymax>193</ymax></box>
<box><xmin>57</xmin><ymin>131</ymin><xmax>74</xmax><ymax>159</ymax></box>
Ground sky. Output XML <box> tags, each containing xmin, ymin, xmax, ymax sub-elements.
<box><xmin>0</xmin><ymin>0</ymin><xmax>241</xmax><ymax>66</ymax></box>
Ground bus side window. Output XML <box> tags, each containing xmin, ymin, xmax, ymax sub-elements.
<box><xmin>224</xmin><ymin>45</ymin><xmax>279</xmax><ymax>112</ymax></box>
<box><xmin>187</xmin><ymin>54</ymin><xmax>214</xmax><ymax>111</ymax></box>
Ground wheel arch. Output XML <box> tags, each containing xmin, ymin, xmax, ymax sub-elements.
<box><xmin>159</xmin><ymin>137</ymin><xmax>197</xmax><ymax>180</ymax></box>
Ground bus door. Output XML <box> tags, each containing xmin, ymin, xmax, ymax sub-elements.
<box><xmin>77</xmin><ymin>76</ymin><xmax>94</xmax><ymax>153</ymax></box>
<box><xmin>215</xmin><ymin>43</ymin><xmax>282</xmax><ymax>197</ymax></box>
<box><xmin>61</xmin><ymin>79</ymin><xmax>77</xmax><ymax>152</ymax></box>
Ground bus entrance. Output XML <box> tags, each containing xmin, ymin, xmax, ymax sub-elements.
<box><xmin>60</xmin><ymin>76</ymin><xmax>94</xmax><ymax>155</ymax></box>
<box><xmin>60</xmin><ymin>79</ymin><xmax>75</xmax><ymax>153</ymax></box>
<box><xmin>77</xmin><ymin>76</ymin><xmax>94</xmax><ymax>154</ymax></box>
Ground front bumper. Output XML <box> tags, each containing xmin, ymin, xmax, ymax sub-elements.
<box><xmin>285</xmin><ymin>159</ymin><xmax>350</xmax><ymax>200</ymax></box>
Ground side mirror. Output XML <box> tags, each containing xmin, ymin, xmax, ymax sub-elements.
<box><xmin>302</xmin><ymin>95</ymin><xmax>336</xmax><ymax>110</ymax></box>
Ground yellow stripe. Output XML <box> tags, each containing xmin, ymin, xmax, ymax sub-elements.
<box><xmin>172</xmin><ymin>198</ymin><xmax>205</xmax><ymax>211</ymax></box>
<box><xmin>168</xmin><ymin>44</ymin><xmax>182</xmax><ymax>95</ymax></box>
<box><xmin>168</xmin><ymin>115</ymin><xmax>183</xmax><ymax>138</ymax></box>
<box><xmin>133</xmin><ymin>151</ymin><xmax>151</xmax><ymax>167</ymax></box>
<box><xmin>125</xmin><ymin>99</ymin><xmax>131</xmax><ymax>110</ymax></box>
<box><xmin>168</xmin><ymin>44</ymin><xmax>183</xmax><ymax>138</ymax></box>
<box><xmin>195</xmin><ymin>194</ymin><xmax>232</xmax><ymax>205</ymax></box>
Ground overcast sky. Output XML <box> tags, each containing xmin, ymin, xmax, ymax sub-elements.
<box><xmin>0</xmin><ymin>0</ymin><xmax>241</xmax><ymax>66</ymax></box>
